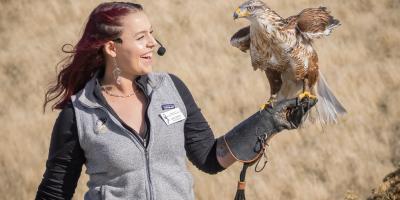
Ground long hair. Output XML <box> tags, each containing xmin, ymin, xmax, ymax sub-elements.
<box><xmin>43</xmin><ymin>2</ymin><xmax>143</xmax><ymax>112</ymax></box>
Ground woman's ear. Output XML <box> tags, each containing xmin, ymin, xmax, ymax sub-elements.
<box><xmin>103</xmin><ymin>41</ymin><xmax>117</xmax><ymax>58</ymax></box>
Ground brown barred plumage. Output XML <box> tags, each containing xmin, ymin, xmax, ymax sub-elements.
<box><xmin>231</xmin><ymin>0</ymin><xmax>346</xmax><ymax>124</ymax></box>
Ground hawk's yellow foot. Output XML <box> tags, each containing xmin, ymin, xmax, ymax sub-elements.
<box><xmin>259</xmin><ymin>99</ymin><xmax>275</xmax><ymax>110</ymax></box>
<box><xmin>259</xmin><ymin>103</ymin><xmax>268</xmax><ymax>110</ymax></box>
<box><xmin>298</xmin><ymin>91</ymin><xmax>317</xmax><ymax>100</ymax></box>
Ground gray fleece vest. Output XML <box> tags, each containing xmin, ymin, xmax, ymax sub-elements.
<box><xmin>71</xmin><ymin>72</ymin><xmax>194</xmax><ymax>200</ymax></box>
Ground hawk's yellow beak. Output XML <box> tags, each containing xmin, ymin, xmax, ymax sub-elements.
<box><xmin>233</xmin><ymin>7</ymin><xmax>249</xmax><ymax>20</ymax></box>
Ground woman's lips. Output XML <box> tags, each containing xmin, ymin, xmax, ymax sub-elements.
<box><xmin>140</xmin><ymin>54</ymin><xmax>153</xmax><ymax>66</ymax></box>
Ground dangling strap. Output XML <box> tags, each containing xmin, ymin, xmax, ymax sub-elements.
<box><xmin>255</xmin><ymin>143</ymin><xmax>268</xmax><ymax>172</ymax></box>
<box><xmin>233</xmin><ymin>134</ymin><xmax>269</xmax><ymax>200</ymax></box>
<box><xmin>234</xmin><ymin>163</ymin><xmax>250</xmax><ymax>200</ymax></box>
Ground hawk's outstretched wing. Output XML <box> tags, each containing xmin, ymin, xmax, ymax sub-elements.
<box><xmin>230</xmin><ymin>26</ymin><xmax>250</xmax><ymax>53</ymax></box>
<box><xmin>288</xmin><ymin>7</ymin><xmax>340</xmax><ymax>40</ymax></box>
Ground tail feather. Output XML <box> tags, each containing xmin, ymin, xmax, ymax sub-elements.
<box><xmin>276</xmin><ymin>71</ymin><xmax>346</xmax><ymax>126</ymax></box>
<box><xmin>314</xmin><ymin>72</ymin><xmax>346</xmax><ymax>124</ymax></box>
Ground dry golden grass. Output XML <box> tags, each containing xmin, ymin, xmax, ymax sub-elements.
<box><xmin>0</xmin><ymin>0</ymin><xmax>399</xmax><ymax>199</ymax></box>
<box><xmin>366</xmin><ymin>168</ymin><xmax>400</xmax><ymax>200</ymax></box>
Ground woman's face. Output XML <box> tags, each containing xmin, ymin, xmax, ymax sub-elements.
<box><xmin>114</xmin><ymin>11</ymin><xmax>157</xmax><ymax>76</ymax></box>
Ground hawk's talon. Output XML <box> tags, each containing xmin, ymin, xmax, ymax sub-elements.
<box><xmin>259</xmin><ymin>103</ymin><xmax>269</xmax><ymax>111</ymax></box>
<box><xmin>260</xmin><ymin>99</ymin><xmax>274</xmax><ymax>110</ymax></box>
<box><xmin>298</xmin><ymin>91</ymin><xmax>317</xmax><ymax>101</ymax></box>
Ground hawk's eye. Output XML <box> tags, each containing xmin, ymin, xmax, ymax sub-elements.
<box><xmin>248</xmin><ymin>6</ymin><xmax>255</xmax><ymax>11</ymax></box>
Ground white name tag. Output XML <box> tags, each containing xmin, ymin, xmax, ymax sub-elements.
<box><xmin>160</xmin><ymin>108</ymin><xmax>186</xmax><ymax>125</ymax></box>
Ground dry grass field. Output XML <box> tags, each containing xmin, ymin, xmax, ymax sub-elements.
<box><xmin>0</xmin><ymin>0</ymin><xmax>399</xmax><ymax>199</ymax></box>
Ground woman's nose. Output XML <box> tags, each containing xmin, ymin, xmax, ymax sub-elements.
<box><xmin>147</xmin><ymin>36</ymin><xmax>157</xmax><ymax>49</ymax></box>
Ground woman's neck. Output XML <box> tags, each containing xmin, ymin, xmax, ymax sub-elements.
<box><xmin>100</xmin><ymin>66</ymin><xmax>140</xmax><ymax>95</ymax></box>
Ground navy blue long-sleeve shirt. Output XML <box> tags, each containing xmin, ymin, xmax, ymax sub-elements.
<box><xmin>35</xmin><ymin>73</ymin><xmax>224</xmax><ymax>199</ymax></box>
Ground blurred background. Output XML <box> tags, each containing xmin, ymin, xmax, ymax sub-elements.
<box><xmin>0</xmin><ymin>0</ymin><xmax>399</xmax><ymax>199</ymax></box>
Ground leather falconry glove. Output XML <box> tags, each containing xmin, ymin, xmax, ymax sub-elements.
<box><xmin>223</xmin><ymin>97</ymin><xmax>317</xmax><ymax>200</ymax></box>
<box><xmin>224</xmin><ymin>97</ymin><xmax>317</xmax><ymax>163</ymax></box>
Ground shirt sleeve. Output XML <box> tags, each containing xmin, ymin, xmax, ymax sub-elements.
<box><xmin>169</xmin><ymin>74</ymin><xmax>225</xmax><ymax>174</ymax></box>
<box><xmin>35</xmin><ymin>101</ymin><xmax>86</xmax><ymax>200</ymax></box>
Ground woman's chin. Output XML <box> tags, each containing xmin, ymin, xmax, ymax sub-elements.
<box><xmin>138</xmin><ymin>65</ymin><xmax>152</xmax><ymax>75</ymax></box>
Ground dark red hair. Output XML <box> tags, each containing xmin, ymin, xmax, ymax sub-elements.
<box><xmin>43</xmin><ymin>2</ymin><xmax>143</xmax><ymax>111</ymax></box>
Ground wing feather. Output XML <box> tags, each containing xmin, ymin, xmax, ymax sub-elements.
<box><xmin>293</xmin><ymin>7</ymin><xmax>340</xmax><ymax>40</ymax></box>
<box><xmin>230</xmin><ymin>26</ymin><xmax>251</xmax><ymax>53</ymax></box>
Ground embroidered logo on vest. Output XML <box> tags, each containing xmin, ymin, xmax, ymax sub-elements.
<box><xmin>94</xmin><ymin>118</ymin><xmax>107</xmax><ymax>134</ymax></box>
<box><xmin>161</xmin><ymin>104</ymin><xmax>175</xmax><ymax>110</ymax></box>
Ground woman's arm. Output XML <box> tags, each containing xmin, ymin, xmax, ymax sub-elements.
<box><xmin>169</xmin><ymin>74</ymin><xmax>236</xmax><ymax>173</ymax></box>
<box><xmin>36</xmin><ymin>101</ymin><xmax>85</xmax><ymax>200</ymax></box>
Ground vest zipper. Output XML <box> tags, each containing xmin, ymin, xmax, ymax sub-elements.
<box><xmin>145</xmin><ymin>147</ymin><xmax>154</xmax><ymax>200</ymax></box>
<box><xmin>98</xmin><ymin>106</ymin><xmax>154</xmax><ymax>200</ymax></box>
<box><xmin>136</xmin><ymin>79</ymin><xmax>154</xmax><ymax>200</ymax></box>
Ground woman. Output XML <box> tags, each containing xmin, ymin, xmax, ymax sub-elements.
<box><xmin>36</xmin><ymin>2</ymin><xmax>315</xmax><ymax>200</ymax></box>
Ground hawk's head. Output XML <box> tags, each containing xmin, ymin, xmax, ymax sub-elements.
<box><xmin>233</xmin><ymin>0</ymin><xmax>269</xmax><ymax>20</ymax></box>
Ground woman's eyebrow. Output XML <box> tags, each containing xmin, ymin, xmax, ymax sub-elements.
<box><xmin>133</xmin><ymin>26</ymin><xmax>153</xmax><ymax>36</ymax></box>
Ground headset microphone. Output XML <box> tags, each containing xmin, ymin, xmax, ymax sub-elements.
<box><xmin>155</xmin><ymin>39</ymin><xmax>166</xmax><ymax>56</ymax></box>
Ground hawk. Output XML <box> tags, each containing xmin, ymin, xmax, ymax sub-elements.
<box><xmin>231</xmin><ymin>0</ymin><xmax>346</xmax><ymax>124</ymax></box>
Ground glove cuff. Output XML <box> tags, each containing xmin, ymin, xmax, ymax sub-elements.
<box><xmin>223</xmin><ymin>110</ymin><xmax>278</xmax><ymax>163</ymax></box>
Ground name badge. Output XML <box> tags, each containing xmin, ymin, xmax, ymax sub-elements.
<box><xmin>160</xmin><ymin>108</ymin><xmax>186</xmax><ymax>125</ymax></box>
